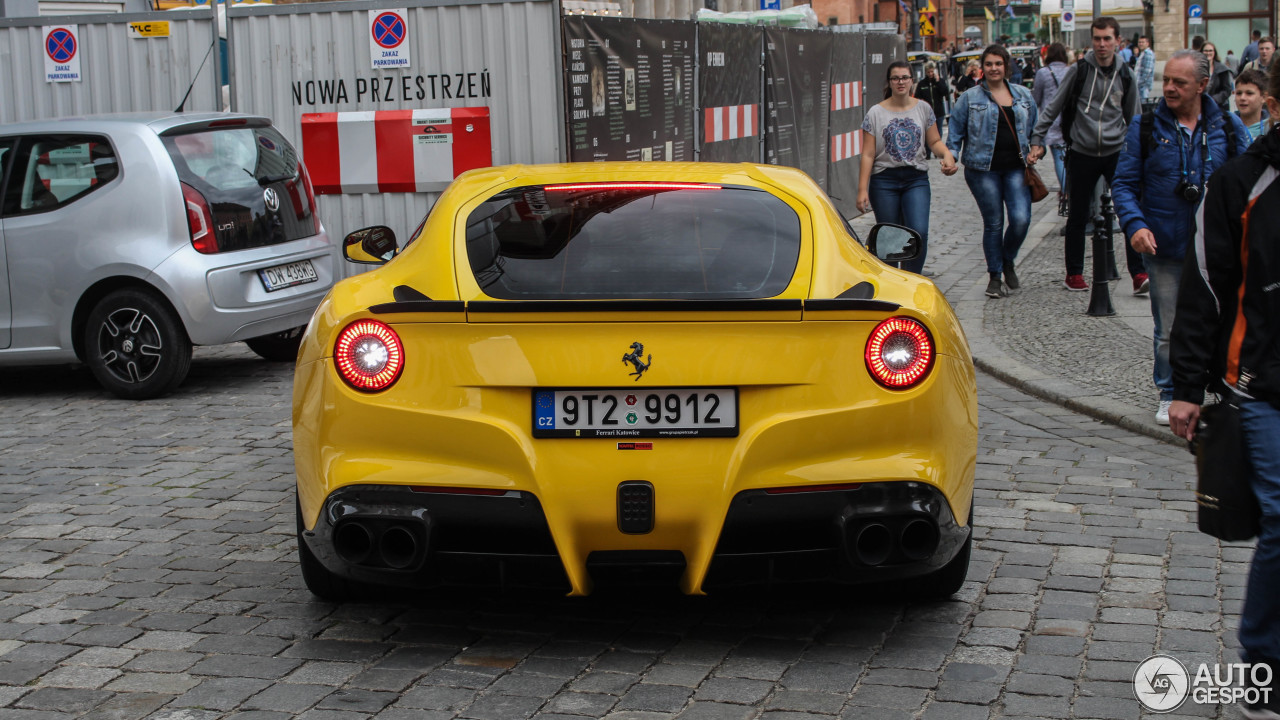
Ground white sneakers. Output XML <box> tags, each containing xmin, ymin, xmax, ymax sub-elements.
<box><xmin>1156</xmin><ymin>400</ymin><xmax>1172</xmax><ymax>425</ymax></box>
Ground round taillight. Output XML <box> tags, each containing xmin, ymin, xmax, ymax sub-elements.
<box><xmin>334</xmin><ymin>319</ymin><xmax>404</xmax><ymax>392</ymax></box>
<box><xmin>865</xmin><ymin>317</ymin><xmax>934</xmax><ymax>389</ymax></box>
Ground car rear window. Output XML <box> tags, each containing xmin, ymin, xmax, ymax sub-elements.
<box><xmin>464</xmin><ymin>183</ymin><xmax>802</xmax><ymax>299</ymax></box>
<box><xmin>162</xmin><ymin>126</ymin><xmax>317</xmax><ymax>251</ymax></box>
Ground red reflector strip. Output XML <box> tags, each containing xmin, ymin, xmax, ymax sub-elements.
<box><xmin>765</xmin><ymin>483</ymin><xmax>863</xmax><ymax>494</ymax></box>
<box><xmin>543</xmin><ymin>182</ymin><xmax>722</xmax><ymax>192</ymax></box>
<box><xmin>410</xmin><ymin>486</ymin><xmax>509</xmax><ymax>496</ymax></box>
<box><xmin>208</xmin><ymin>119</ymin><xmax>250</xmax><ymax>127</ymax></box>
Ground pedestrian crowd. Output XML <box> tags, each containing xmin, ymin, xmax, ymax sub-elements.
<box><xmin>863</xmin><ymin>29</ymin><xmax>1280</xmax><ymax>714</ymax></box>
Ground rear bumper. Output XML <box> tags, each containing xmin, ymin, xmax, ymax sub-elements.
<box><xmin>299</xmin><ymin>482</ymin><xmax>969</xmax><ymax>594</ymax></box>
<box><xmin>149</xmin><ymin>234</ymin><xmax>336</xmax><ymax>345</ymax></box>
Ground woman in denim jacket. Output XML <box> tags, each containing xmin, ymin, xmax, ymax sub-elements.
<box><xmin>947</xmin><ymin>44</ymin><xmax>1039</xmax><ymax>298</ymax></box>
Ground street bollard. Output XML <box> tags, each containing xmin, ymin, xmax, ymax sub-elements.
<box><xmin>1100</xmin><ymin>185</ymin><xmax>1120</xmax><ymax>280</ymax></box>
<box><xmin>1087</xmin><ymin>188</ymin><xmax>1117</xmax><ymax>317</ymax></box>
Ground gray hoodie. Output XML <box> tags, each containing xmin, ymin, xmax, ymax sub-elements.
<box><xmin>1030</xmin><ymin>50</ymin><xmax>1139</xmax><ymax>157</ymax></box>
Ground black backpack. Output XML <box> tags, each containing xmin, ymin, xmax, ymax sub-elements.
<box><xmin>1138</xmin><ymin>108</ymin><xmax>1238</xmax><ymax>161</ymax></box>
<box><xmin>1060</xmin><ymin>61</ymin><xmax>1136</xmax><ymax>148</ymax></box>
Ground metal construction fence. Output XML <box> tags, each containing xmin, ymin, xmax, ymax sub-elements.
<box><xmin>561</xmin><ymin>15</ymin><xmax>904</xmax><ymax>218</ymax></box>
<box><xmin>0</xmin><ymin>8</ymin><xmax>221</xmax><ymax>124</ymax></box>
<box><xmin>225</xmin><ymin>0</ymin><xmax>564</xmax><ymax>266</ymax></box>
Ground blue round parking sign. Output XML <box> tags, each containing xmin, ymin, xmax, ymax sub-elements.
<box><xmin>372</xmin><ymin>12</ymin><xmax>406</xmax><ymax>49</ymax></box>
<box><xmin>46</xmin><ymin>28</ymin><xmax>76</xmax><ymax>64</ymax></box>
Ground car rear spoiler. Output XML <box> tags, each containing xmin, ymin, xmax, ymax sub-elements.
<box><xmin>368</xmin><ymin>298</ymin><xmax>900</xmax><ymax>315</ymax></box>
<box><xmin>158</xmin><ymin>117</ymin><xmax>272</xmax><ymax>137</ymax></box>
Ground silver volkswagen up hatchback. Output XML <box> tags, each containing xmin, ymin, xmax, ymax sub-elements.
<box><xmin>0</xmin><ymin>112</ymin><xmax>336</xmax><ymax>398</ymax></box>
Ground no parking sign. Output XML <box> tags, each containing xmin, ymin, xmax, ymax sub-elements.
<box><xmin>43</xmin><ymin>25</ymin><xmax>82</xmax><ymax>83</ymax></box>
<box><xmin>369</xmin><ymin>9</ymin><xmax>411</xmax><ymax>69</ymax></box>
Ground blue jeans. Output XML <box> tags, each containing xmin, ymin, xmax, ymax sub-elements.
<box><xmin>1240</xmin><ymin>399</ymin><xmax>1280</xmax><ymax>664</ymax></box>
<box><xmin>1050</xmin><ymin>145</ymin><xmax>1067</xmax><ymax>193</ymax></box>
<box><xmin>963</xmin><ymin>166</ymin><xmax>1031</xmax><ymax>275</ymax></box>
<box><xmin>1143</xmin><ymin>255</ymin><xmax>1181</xmax><ymax>402</ymax></box>
<box><xmin>867</xmin><ymin>166</ymin><xmax>930</xmax><ymax>274</ymax></box>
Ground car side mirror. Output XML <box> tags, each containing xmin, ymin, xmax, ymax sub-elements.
<box><xmin>866</xmin><ymin>223</ymin><xmax>922</xmax><ymax>264</ymax></box>
<box><xmin>343</xmin><ymin>226</ymin><xmax>397</xmax><ymax>265</ymax></box>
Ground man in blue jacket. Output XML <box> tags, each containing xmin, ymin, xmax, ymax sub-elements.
<box><xmin>1112</xmin><ymin>49</ymin><xmax>1251</xmax><ymax>425</ymax></box>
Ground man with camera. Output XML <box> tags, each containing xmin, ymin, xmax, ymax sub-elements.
<box><xmin>1111</xmin><ymin>50</ymin><xmax>1250</xmax><ymax>425</ymax></box>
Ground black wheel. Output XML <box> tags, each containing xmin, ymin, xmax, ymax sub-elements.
<box><xmin>84</xmin><ymin>289</ymin><xmax>191</xmax><ymax>400</ymax></box>
<box><xmin>921</xmin><ymin>530</ymin><xmax>971</xmax><ymax>599</ymax></box>
<box><xmin>296</xmin><ymin>497</ymin><xmax>365</xmax><ymax>602</ymax></box>
<box><xmin>914</xmin><ymin>507</ymin><xmax>973</xmax><ymax>600</ymax></box>
<box><xmin>245</xmin><ymin>326</ymin><xmax>305</xmax><ymax>362</ymax></box>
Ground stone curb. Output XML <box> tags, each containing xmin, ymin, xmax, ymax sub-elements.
<box><xmin>950</xmin><ymin>205</ymin><xmax>1186</xmax><ymax>448</ymax></box>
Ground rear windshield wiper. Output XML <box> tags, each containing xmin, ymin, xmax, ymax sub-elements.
<box><xmin>251</xmin><ymin>170</ymin><xmax>296</xmax><ymax>186</ymax></box>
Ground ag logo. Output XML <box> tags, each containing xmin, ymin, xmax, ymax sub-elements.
<box><xmin>263</xmin><ymin>187</ymin><xmax>280</xmax><ymax>212</ymax></box>
<box><xmin>1133</xmin><ymin>654</ymin><xmax>1190</xmax><ymax>712</ymax></box>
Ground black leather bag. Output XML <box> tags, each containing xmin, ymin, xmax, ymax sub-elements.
<box><xmin>1193</xmin><ymin>400</ymin><xmax>1261</xmax><ymax>541</ymax></box>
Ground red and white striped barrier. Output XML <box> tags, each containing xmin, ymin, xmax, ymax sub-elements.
<box><xmin>703</xmin><ymin>104</ymin><xmax>758</xmax><ymax>144</ymax></box>
<box><xmin>831</xmin><ymin>82</ymin><xmax>863</xmax><ymax>111</ymax></box>
<box><xmin>831</xmin><ymin>131</ymin><xmax>862</xmax><ymax>163</ymax></box>
<box><xmin>300</xmin><ymin>107</ymin><xmax>491</xmax><ymax>194</ymax></box>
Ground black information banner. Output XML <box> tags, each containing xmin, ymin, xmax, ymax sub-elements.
<box><xmin>764</xmin><ymin>28</ymin><xmax>832</xmax><ymax>189</ymax></box>
<box><xmin>563</xmin><ymin>17</ymin><xmax>696</xmax><ymax>163</ymax></box>
<box><xmin>698</xmin><ymin>24</ymin><xmax>762</xmax><ymax>164</ymax></box>
<box><xmin>827</xmin><ymin>31</ymin><xmax>865</xmax><ymax>219</ymax></box>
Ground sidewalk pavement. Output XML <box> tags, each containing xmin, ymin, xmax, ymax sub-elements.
<box><xmin>847</xmin><ymin>164</ymin><xmax>1183</xmax><ymax>447</ymax></box>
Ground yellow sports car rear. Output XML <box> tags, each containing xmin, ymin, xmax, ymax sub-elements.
<box><xmin>292</xmin><ymin>162</ymin><xmax>978</xmax><ymax>599</ymax></box>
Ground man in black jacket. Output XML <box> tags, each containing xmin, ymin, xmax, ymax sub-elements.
<box><xmin>1169</xmin><ymin>111</ymin><xmax>1280</xmax><ymax>720</ymax></box>
<box><xmin>915</xmin><ymin>62</ymin><xmax>949</xmax><ymax>143</ymax></box>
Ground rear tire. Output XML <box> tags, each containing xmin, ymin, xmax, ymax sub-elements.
<box><xmin>84</xmin><ymin>289</ymin><xmax>191</xmax><ymax>400</ymax></box>
<box><xmin>915</xmin><ymin>507</ymin><xmax>973</xmax><ymax>599</ymax></box>
<box><xmin>245</xmin><ymin>326</ymin><xmax>305</xmax><ymax>362</ymax></box>
<box><xmin>297</xmin><ymin>497</ymin><xmax>365</xmax><ymax>602</ymax></box>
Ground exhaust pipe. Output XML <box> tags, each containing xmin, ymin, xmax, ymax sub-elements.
<box><xmin>899</xmin><ymin>518</ymin><xmax>940</xmax><ymax>561</ymax></box>
<box><xmin>333</xmin><ymin>521</ymin><xmax>374</xmax><ymax>564</ymax></box>
<box><xmin>379</xmin><ymin>524</ymin><xmax>421</xmax><ymax>570</ymax></box>
<box><xmin>854</xmin><ymin>523</ymin><xmax>893</xmax><ymax>566</ymax></box>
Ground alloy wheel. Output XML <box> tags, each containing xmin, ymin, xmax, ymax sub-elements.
<box><xmin>95</xmin><ymin>307</ymin><xmax>164</xmax><ymax>384</ymax></box>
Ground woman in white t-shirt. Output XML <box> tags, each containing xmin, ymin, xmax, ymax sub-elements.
<box><xmin>856</xmin><ymin>61</ymin><xmax>957</xmax><ymax>274</ymax></box>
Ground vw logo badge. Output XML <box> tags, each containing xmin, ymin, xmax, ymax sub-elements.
<box><xmin>263</xmin><ymin>187</ymin><xmax>280</xmax><ymax>212</ymax></box>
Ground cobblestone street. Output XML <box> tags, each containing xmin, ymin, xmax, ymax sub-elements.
<box><xmin>0</xmin><ymin>331</ymin><xmax>1247</xmax><ymax>718</ymax></box>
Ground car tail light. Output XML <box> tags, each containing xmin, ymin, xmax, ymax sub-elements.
<box><xmin>181</xmin><ymin>182</ymin><xmax>217</xmax><ymax>254</ymax></box>
<box><xmin>865</xmin><ymin>317</ymin><xmax>934</xmax><ymax>389</ymax></box>
<box><xmin>298</xmin><ymin>161</ymin><xmax>320</xmax><ymax>234</ymax></box>
<box><xmin>335</xmin><ymin>320</ymin><xmax>404</xmax><ymax>392</ymax></box>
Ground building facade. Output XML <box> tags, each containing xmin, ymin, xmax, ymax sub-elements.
<box><xmin>814</xmin><ymin>0</ymin><xmax>963</xmax><ymax>48</ymax></box>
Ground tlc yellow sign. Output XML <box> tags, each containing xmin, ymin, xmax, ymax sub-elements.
<box><xmin>127</xmin><ymin>21</ymin><xmax>170</xmax><ymax>38</ymax></box>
